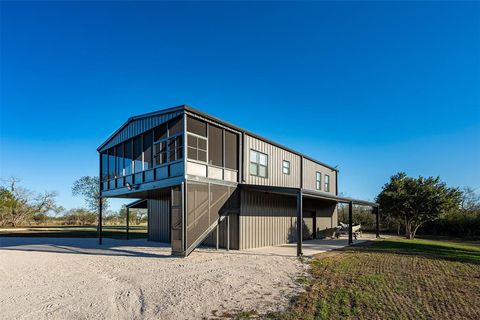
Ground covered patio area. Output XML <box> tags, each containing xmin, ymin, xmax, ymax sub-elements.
<box><xmin>245</xmin><ymin>234</ymin><xmax>377</xmax><ymax>257</ymax></box>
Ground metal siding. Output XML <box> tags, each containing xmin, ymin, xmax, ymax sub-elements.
<box><xmin>302</xmin><ymin>158</ymin><xmax>337</xmax><ymax>194</ymax></box>
<box><xmin>244</xmin><ymin>134</ymin><xmax>301</xmax><ymax>188</ymax></box>
<box><xmin>239</xmin><ymin>189</ymin><xmax>298</xmax><ymax>249</ymax></box>
<box><xmin>147</xmin><ymin>197</ymin><xmax>171</xmax><ymax>242</ymax></box>
<box><xmin>100</xmin><ymin>110</ymin><xmax>183</xmax><ymax>152</ymax></box>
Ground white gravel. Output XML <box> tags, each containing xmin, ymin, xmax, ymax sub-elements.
<box><xmin>0</xmin><ymin>237</ymin><xmax>306</xmax><ymax>319</ymax></box>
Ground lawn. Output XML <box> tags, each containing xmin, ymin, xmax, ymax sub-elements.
<box><xmin>0</xmin><ymin>225</ymin><xmax>147</xmax><ymax>239</ymax></box>
<box><xmin>267</xmin><ymin>238</ymin><xmax>480</xmax><ymax>320</ymax></box>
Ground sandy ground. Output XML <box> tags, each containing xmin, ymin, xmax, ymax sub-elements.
<box><xmin>0</xmin><ymin>237</ymin><xmax>306</xmax><ymax>320</ymax></box>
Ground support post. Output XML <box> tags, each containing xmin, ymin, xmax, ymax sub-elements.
<box><xmin>216</xmin><ymin>222</ymin><xmax>219</xmax><ymax>250</ymax></box>
<box><xmin>375</xmin><ymin>206</ymin><xmax>380</xmax><ymax>239</ymax></box>
<box><xmin>226</xmin><ymin>215</ymin><xmax>230</xmax><ymax>251</ymax></box>
<box><xmin>297</xmin><ymin>191</ymin><xmax>303</xmax><ymax>257</ymax></box>
<box><xmin>98</xmin><ymin>196</ymin><xmax>103</xmax><ymax>245</ymax></box>
<box><xmin>126</xmin><ymin>207</ymin><xmax>130</xmax><ymax>240</ymax></box>
<box><xmin>312</xmin><ymin>210</ymin><xmax>317</xmax><ymax>240</ymax></box>
<box><xmin>348</xmin><ymin>201</ymin><xmax>353</xmax><ymax>245</ymax></box>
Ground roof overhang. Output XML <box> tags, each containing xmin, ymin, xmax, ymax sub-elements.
<box><xmin>241</xmin><ymin>184</ymin><xmax>378</xmax><ymax>207</ymax></box>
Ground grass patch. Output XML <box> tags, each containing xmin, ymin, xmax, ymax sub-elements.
<box><xmin>295</xmin><ymin>276</ymin><xmax>312</xmax><ymax>286</ymax></box>
<box><xmin>269</xmin><ymin>238</ymin><xmax>480</xmax><ymax>320</ymax></box>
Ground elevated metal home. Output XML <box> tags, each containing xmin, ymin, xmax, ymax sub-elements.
<box><xmin>97</xmin><ymin>105</ymin><xmax>379</xmax><ymax>257</ymax></box>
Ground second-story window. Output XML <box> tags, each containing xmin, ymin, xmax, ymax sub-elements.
<box><xmin>250</xmin><ymin>150</ymin><xmax>268</xmax><ymax>178</ymax></box>
<box><xmin>282</xmin><ymin>160</ymin><xmax>290</xmax><ymax>175</ymax></box>
<box><xmin>187</xmin><ymin>134</ymin><xmax>207</xmax><ymax>162</ymax></box>
<box><xmin>325</xmin><ymin>174</ymin><xmax>330</xmax><ymax>192</ymax></box>
<box><xmin>316</xmin><ymin>172</ymin><xmax>322</xmax><ymax>190</ymax></box>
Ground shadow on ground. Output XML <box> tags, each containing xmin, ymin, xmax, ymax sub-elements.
<box><xmin>0</xmin><ymin>237</ymin><xmax>174</xmax><ymax>259</ymax></box>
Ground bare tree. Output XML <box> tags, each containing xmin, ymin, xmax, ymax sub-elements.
<box><xmin>72</xmin><ymin>176</ymin><xmax>108</xmax><ymax>213</ymax></box>
<box><xmin>0</xmin><ymin>177</ymin><xmax>59</xmax><ymax>227</ymax></box>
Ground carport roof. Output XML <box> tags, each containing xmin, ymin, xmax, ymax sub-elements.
<box><xmin>241</xmin><ymin>184</ymin><xmax>379</xmax><ymax>207</ymax></box>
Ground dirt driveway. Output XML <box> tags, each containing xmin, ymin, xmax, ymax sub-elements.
<box><xmin>0</xmin><ymin>237</ymin><xmax>305</xmax><ymax>320</ymax></box>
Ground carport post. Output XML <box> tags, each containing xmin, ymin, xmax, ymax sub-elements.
<box><xmin>98</xmin><ymin>196</ymin><xmax>103</xmax><ymax>245</ymax></box>
<box><xmin>216</xmin><ymin>223</ymin><xmax>219</xmax><ymax>250</ymax></box>
<box><xmin>375</xmin><ymin>206</ymin><xmax>380</xmax><ymax>238</ymax></box>
<box><xmin>226</xmin><ymin>215</ymin><xmax>230</xmax><ymax>251</ymax></box>
<box><xmin>126</xmin><ymin>207</ymin><xmax>130</xmax><ymax>240</ymax></box>
<box><xmin>297</xmin><ymin>191</ymin><xmax>303</xmax><ymax>257</ymax></box>
<box><xmin>348</xmin><ymin>201</ymin><xmax>353</xmax><ymax>245</ymax></box>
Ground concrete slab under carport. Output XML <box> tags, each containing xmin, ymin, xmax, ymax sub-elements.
<box><xmin>244</xmin><ymin>236</ymin><xmax>375</xmax><ymax>257</ymax></box>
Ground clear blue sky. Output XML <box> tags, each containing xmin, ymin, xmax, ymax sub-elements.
<box><xmin>1</xmin><ymin>1</ymin><xmax>479</xmax><ymax>211</ymax></box>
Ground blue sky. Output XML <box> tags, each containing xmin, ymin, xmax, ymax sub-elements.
<box><xmin>1</xmin><ymin>1</ymin><xmax>479</xmax><ymax>211</ymax></box>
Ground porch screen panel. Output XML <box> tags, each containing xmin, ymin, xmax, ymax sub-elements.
<box><xmin>225</xmin><ymin>131</ymin><xmax>238</xmax><ymax>170</ymax></box>
<box><xmin>171</xmin><ymin>185</ymin><xmax>184</xmax><ymax>254</ymax></box>
<box><xmin>143</xmin><ymin>131</ymin><xmax>153</xmax><ymax>170</ymax></box>
<box><xmin>115</xmin><ymin>144</ymin><xmax>124</xmax><ymax>177</ymax></box>
<box><xmin>208</xmin><ymin>125</ymin><xmax>223</xmax><ymax>166</ymax></box>
<box><xmin>124</xmin><ymin>140</ymin><xmax>133</xmax><ymax>175</ymax></box>
<box><xmin>133</xmin><ymin>136</ymin><xmax>142</xmax><ymax>173</ymax></box>
<box><xmin>186</xmin><ymin>182</ymin><xmax>209</xmax><ymax>248</ymax></box>
<box><xmin>209</xmin><ymin>184</ymin><xmax>230</xmax><ymax>225</ymax></box>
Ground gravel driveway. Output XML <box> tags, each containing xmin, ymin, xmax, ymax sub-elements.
<box><xmin>0</xmin><ymin>237</ymin><xmax>306</xmax><ymax>319</ymax></box>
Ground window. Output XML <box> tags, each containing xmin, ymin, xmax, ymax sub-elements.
<box><xmin>325</xmin><ymin>174</ymin><xmax>330</xmax><ymax>192</ymax></box>
<box><xmin>168</xmin><ymin>135</ymin><xmax>183</xmax><ymax>161</ymax></box>
<box><xmin>208</xmin><ymin>124</ymin><xmax>223</xmax><ymax>166</ymax></box>
<box><xmin>224</xmin><ymin>131</ymin><xmax>238</xmax><ymax>170</ymax></box>
<box><xmin>250</xmin><ymin>150</ymin><xmax>268</xmax><ymax>178</ymax></box>
<box><xmin>282</xmin><ymin>160</ymin><xmax>290</xmax><ymax>175</ymax></box>
<box><xmin>316</xmin><ymin>172</ymin><xmax>322</xmax><ymax>190</ymax></box>
<box><xmin>187</xmin><ymin>134</ymin><xmax>207</xmax><ymax>162</ymax></box>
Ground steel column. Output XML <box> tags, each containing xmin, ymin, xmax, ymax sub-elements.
<box><xmin>126</xmin><ymin>207</ymin><xmax>130</xmax><ymax>240</ymax></box>
<box><xmin>375</xmin><ymin>206</ymin><xmax>380</xmax><ymax>238</ymax></box>
<box><xmin>348</xmin><ymin>201</ymin><xmax>353</xmax><ymax>245</ymax></box>
<box><xmin>297</xmin><ymin>191</ymin><xmax>303</xmax><ymax>256</ymax></box>
<box><xmin>216</xmin><ymin>223</ymin><xmax>219</xmax><ymax>250</ymax></box>
<box><xmin>226</xmin><ymin>215</ymin><xmax>230</xmax><ymax>251</ymax></box>
<box><xmin>98</xmin><ymin>196</ymin><xmax>103</xmax><ymax>245</ymax></box>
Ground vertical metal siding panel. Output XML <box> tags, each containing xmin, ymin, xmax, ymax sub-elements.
<box><xmin>101</xmin><ymin>111</ymin><xmax>183</xmax><ymax>151</ymax></box>
<box><xmin>302</xmin><ymin>158</ymin><xmax>337</xmax><ymax>195</ymax></box>
<box><xmin>244</xmin><ymin>135</ymin><xmax>301</xmax><ymax>188</ymax></box>
<box><xmin>147</xmin><ymin>196</ymin><xmax>171</xmax><ymax>242</ymax></box>
<box><xmin>239</xmin><ymin>189</ymin><xmax>296</xmax><ymax>249</ymax></box>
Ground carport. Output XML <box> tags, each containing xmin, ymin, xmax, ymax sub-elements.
<box><xmin>242</xmin><ymin>185</ymin><xmax>380</xmax><ymax>256</ymax></box>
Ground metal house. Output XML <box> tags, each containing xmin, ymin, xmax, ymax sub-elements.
<box><xmin>97</xmin><ymin>105</ymin><xmax>379</xmax><ymax>257</ymax></box>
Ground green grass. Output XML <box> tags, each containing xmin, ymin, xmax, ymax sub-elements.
<box><xmin>265</xmin><ymin>238</ymin><xmax>480</xmax><ymax>320</ymax></box>
<box><xmin>0</xmin><ymin>225</ymin><xmax>147</xmax><ymax>239</ymax></box>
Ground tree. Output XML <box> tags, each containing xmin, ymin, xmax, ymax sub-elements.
<box><xmin>376</xmin><ymin>172</ymin><xmax>462</xmax><ymax>239</ymax></box>
<box><xmin>64</xmin><ymin>208</ymin><xmax>97</xmax><ymax>225</ymax></box>
<box><xmin>72</xmin><ymin>176</ymin><xmax>108</xmax><ymax>213</ymax></box>
<box><xmin>0</xmin><ymin>177</ymin><xmax>59</xmax><ymax>227</ymax></box>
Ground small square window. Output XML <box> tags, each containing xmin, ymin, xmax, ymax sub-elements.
<box><xmin>282</xmin><ymin>160</ymin><xmax>290</xmax><ymax>175</ymax></box>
